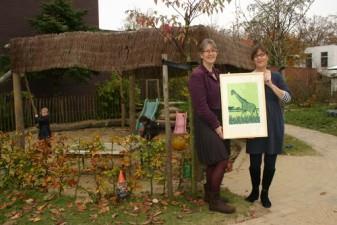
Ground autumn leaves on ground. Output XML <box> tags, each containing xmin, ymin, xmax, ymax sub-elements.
<box><xmin>0</xmin><ymin>130</ymin><xmax>252</xmax><ymax>225</ymax></box>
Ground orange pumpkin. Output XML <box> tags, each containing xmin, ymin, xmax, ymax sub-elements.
<box><xmin>171</xmin><ymin>135</ymin><xmax>187</xmax><ymax>151</ymax></box>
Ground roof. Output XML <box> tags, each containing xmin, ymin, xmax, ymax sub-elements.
<box><xmin>9</xmin><ymin>25</ymin><xmax>254</xmax><ymax>75</ymax></box>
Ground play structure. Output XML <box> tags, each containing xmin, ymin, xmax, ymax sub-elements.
<box><xmin>135</xmin><ymin>98</ymin><xmax>160</xmax><ymax>131</ymax></box>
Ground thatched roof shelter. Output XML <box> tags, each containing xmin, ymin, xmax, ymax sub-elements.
<box><xmin>10</xmin><ymin>25</ymin><xmax>254</xmax><ymax>74</ymax></box>
<box><xmin>9</xmin><ymin>26</ymin><xmax>255</xmax><ymax>193</ymax></box>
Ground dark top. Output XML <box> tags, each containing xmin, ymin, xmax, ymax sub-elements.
<box><xmin>246</xmin><ymin>72</ymin><xmax>291</xmax><ymax>155</ymax></box>
<box><xmin>188</xmin><ymin>65</ymin><xmax>221</xmax><ymax>129</ymax></box>
<box><xmin>141</xmin><ymin>120</ymin><xmax>160</xmax><ymax>140</ymax></box>
<box><xmin>188</xmin><ymin>64</ymin><xmax>230</xmax><ymax>165</ymax></box>
<box><xmin>35</xmin><ymin>116</ymin><xmax>51</xmax><ymax>139</ymax></box>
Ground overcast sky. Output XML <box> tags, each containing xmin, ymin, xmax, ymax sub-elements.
<box><xmin>98</xmin><ymin>0</ymin><xmax>337</xmax><ymax>30</ymax></box>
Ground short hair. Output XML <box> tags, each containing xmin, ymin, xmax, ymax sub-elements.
<box><xmin>251</xmin><ymin>43</ymin><xmax>268</xmax><ymax>60</ymax></box>
<box><xmin>198</xmin><ymin>38</ymin><xmax>217</xmax><ymax>53</ymax></box>
<box><xmin>41</xmin><ymin>107</ymin><xmax>48</xmax><ymax>112</ymax></box>
<box><xmin>139</xmin><ymin>116</ymin><xmax>150</xmax><ymax>123</ymax></box>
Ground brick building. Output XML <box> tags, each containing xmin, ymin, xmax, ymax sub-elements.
<box><xmin>0</xmin><ymin>0</ymin><xmax>98</xmax><ymax>52</ymax></box>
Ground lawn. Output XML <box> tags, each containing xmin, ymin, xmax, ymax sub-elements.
<box><xmin>283</xmin><ymin>134</ymin><xmax>318</xmax><ymax>156</ymax></box>
<box><xmin>285</xmin><ymin>104</ymin><xmax>337</xmax><ymax>136</ymax></box>
<box><xmin>0</xmin><ymin>188</ymin><xmax>253</xmax><ymax>225</ymax></box>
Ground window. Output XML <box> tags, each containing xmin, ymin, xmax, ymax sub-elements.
<box><xmin>306</xmin><ymin>53</ymin><xmax>312</xmax><ymax>68</ymax></box>
<box><xmin>321</xmin><ymin>52</ymin><xmax>328</xmax><ymax>67</ymax></box>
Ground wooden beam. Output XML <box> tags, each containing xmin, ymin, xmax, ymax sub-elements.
<box><xmin>12</xmin><ymin>72</ymin><xmax>25</xmax><ymax>148</ymax></box>
<box><xmin>162</xmin><ymin>54</ymin><xmax>173</xmax><ymax>199</ymax></box>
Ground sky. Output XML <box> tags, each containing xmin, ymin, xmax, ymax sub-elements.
<box><xmin>98</xmin><ymin>0</ymin><xmax>337</xmax><ymax>31</ymax></box>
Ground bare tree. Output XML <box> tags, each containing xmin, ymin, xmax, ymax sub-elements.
<box><xmin>242</xmin><ymin>0</ymin><xmax>314</xmax><ymax>66</ymax></box>
<box><xmin>297</xmin><ymin>15</ymin><xmax>337</xmax><ymax>47</ymax></box>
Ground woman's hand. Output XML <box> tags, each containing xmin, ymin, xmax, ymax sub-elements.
<box><xmin>215</xmin><ymin>126</ymin><xmax>223</xmax><ymax>139</ymax></box>
<box><xmin>264</xmin><ymin>70</ymin><xmax>273</xmax><ymax>87</ymax></box>
<box><xmin>225</xmin><ymin>160</ymin><xmax>233</xmax><ymax>172</ymax></box>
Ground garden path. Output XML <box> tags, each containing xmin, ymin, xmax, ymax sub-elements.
<box><xmin>223</xmin><ymin>124</ymin><xmax>337</xmax><ymax>225</ymax></box>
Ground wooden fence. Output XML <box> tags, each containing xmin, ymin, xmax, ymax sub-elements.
<box><xmin>0</xmin><ymin>95</ymin><xmax>121</xmax><ymax>132</ymax></box>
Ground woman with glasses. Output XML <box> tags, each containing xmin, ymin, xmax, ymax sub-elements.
<box><xmin>245</xmin><ymin>44</ymin><xmax>291</xmax><ymax>208</ymax></box>
<box><xmin>188</xmin><ymin>38</ymin><xmax>235</xmax><ymax>214</ymax></box>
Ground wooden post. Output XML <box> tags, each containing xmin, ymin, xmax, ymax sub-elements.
<box><xmin>128</xmin><ymin>73</ymin><xmax>136</xmax><ymax>131</ymax></box>
<box><xmin>162</xmin><ymin>54</ymin><xmax>173</xmax><ymax>199</ymax></box>
<box><xmin>188</xmin><ymin>71</ymin><xmax>198</xmax><ymax>194</ymax></box>
<box><xmin>12</xmin><ymin>72</ymin><xmax>25</xmax><ymax>148</ymax></box>
<box><xmin>120</xmin><ymin>77</ymin><xmax>126</xmax><ymax>128</ymax></box>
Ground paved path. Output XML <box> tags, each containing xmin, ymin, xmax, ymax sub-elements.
<box><xmin>223</xmin><ymin>124</ymin><xmax>337</xmax><ymax>225</ymax></box>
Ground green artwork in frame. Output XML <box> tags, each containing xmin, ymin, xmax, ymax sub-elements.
<box><xmin>219</xmin><ymin>72</ymin><xmax>268</xmax><ymax>139</ymax></box>
<box><xmin>227</xmin><ymin>82</ymin><xmax>260</xmax><ymax>124</ymax></box>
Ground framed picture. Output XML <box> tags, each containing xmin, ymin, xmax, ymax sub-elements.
<box><xmin>219</xmin><ymin>72</ymin><xmax>268</xmax><ymax>139</ymax></box>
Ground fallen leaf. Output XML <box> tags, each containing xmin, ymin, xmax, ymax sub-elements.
<box><xmin>55</xmin><ymin>221</ymin><xmax>67</xmax><ymax>225</ymax></box>
<box><xmin>0</xmin><ymin>203</ymin><xmax>9</xmax><ymax>210</ymax></box>
<box><xmin>37</xmin><ymin>203</ymin><xmax>48</xmax><ymax>212</ymax></box>
<box><xmin>22</xmin><ymin>205</ymin><xmax>34</xmax><ymax>214</ymax></box>
<box><xmin>144</xmin><ymin>202</ymin><xmax>153</xmax><ymax>206</ymax></box>
<box><xmin>67</xmin><ymin>202</ymin><xmax>73</xmax><ymax>208</ymax></box>
<box><xmin>170</xmin><ymin>201</ymin><xmax>179</xmax><ymax>206</ymax></box>
<box><xmin>141</xmin><ymin>220</ymin><xmax>152</xmax><ymax>225</ymax></box>
<box><xmin>2</xmin><ymin>220</ymin><xmax>17</xmax><ymax>225</ymax></box>
<box><xmin>133</xmin><ymin>206</ymin><xmax>140</xmax><ymax>213</ymax></box>
<box><xmin>125</xmin><ymin>211</ymin><xmax>138</xmax><ymax>217</ymax></box>
<box><xmin>50</xmin><ymin>208</ymin><xmax>61</xmax><ymax>216</ymax></box>
<box><xmin>160</xmin><ymin>200</ymin><xmax>168</xmax><ymax>206</ymax></box>
<box><xmin>9</xmin><ymin>211</ymin><xmax>22</xmax><ymax>220</ymax></box>
<box><xmin>98</xmin><ymin>205</ymin><xmax>110</xmax><ymax>214</ymax></box>
<box><xmin>25</xmin><ymin>198</ymin><xmax>35</xmax><ymax>205</ymax></box>
<box><xmin>152</xmin><ymin>211</ymin><xmax>162</xmax><ymax>217</ymax></box>
<box><xmin>75</xmin><ymin>201</ymin><xmax>87</xmax><ymax>212</ymax></box>
<box><xmin>90</xmin><ymin>213</ymin><xmax>98</xmax><ymax>221</ymax></box>
<box><xmin>29</xmin><ymin>215</ymin><xmax>42</xmax><ymax>222</ymax></box>
<box><xmin>43</xmin><ymin>193</ymin><xmax>56</xmax><ymax>201</ymax></box>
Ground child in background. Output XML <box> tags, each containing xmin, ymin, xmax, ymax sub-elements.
<box><xmin>138</xmin><ymin>116</ymin><xmax>160</xmax><ymax>140</ymax></box>
<box><xmin>35</xmin><ymin>107</ymin><xmax>51</xmax><ymax>140</ymax></box>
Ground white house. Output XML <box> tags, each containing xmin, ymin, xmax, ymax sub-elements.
<box><xmin>304</xmin><ymin>45</ymin><xmax>337</xmax><ymax>75</ymax></box>
<box><xmin>305</xmin><ymin>45</ymin><xmax>337</xmax><ymax>95</ymax></box>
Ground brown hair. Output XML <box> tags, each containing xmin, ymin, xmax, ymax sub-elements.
<box><xmin>251</xmin><ymin>43</ymin><xmax>268</xmax><ymax>60</ymax></box>
<box><xmin>198</xmin><ymin>38</ymin><xmax>217</xmax><ymax>53</ymax></box>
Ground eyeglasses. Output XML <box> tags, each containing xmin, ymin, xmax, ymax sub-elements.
<box><xmin>203</xmin><ymin>49</ymin><xmax>218</xmax><ymax>54</ymax></box>
<box><xmin>254</xmin><ymin>52</ymin><xmax>266</xmax><ymax>59</ymax></box>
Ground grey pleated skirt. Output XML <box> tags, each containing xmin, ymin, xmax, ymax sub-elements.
<box><xmin>193</xmin><ymin>110</ymin><xmax>230</xmax><ymax>165</ymax></box>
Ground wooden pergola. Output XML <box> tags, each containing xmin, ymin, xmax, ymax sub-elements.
<box><xmin>9</xmin><ymin>25</ymin><xmax>254</xmax><ymax>197</ymax></box>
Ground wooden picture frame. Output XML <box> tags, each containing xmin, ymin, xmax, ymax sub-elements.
<box><xmin>219</xmin><ymin>72</ymin><xmax>268</xmax><ymax>139</ymax></box>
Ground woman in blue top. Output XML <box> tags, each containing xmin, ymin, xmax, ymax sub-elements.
<box><xmin>245</xmin><ymin>44</ymin><xmax>291</xmax><ymax>208</ymax></box>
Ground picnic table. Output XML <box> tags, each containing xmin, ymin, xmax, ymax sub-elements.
<box><xmin>67</xmin><ymin>143</ymin><xmax>127</xmax><ymax>168</ymax></box>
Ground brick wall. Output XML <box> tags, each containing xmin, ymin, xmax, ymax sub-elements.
<box><xmin>0</xmin><ymin>0</ymin><xmax>98</xmax><ymax>52</ymax></box>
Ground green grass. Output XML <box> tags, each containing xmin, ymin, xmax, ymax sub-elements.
<box><xmin>0</xmin><ymin>188</ymin><xmax>253</xmax><ymax>225</ymax></box>
<box><xmin>285</xmin><ymin>104</ymin><xmax>337</xmax><ymax>136</ymax></box>
<box><xmin>282</xmin><ymin>134</ymin><xmax>318</xmax><ymax>156</ymax></box>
